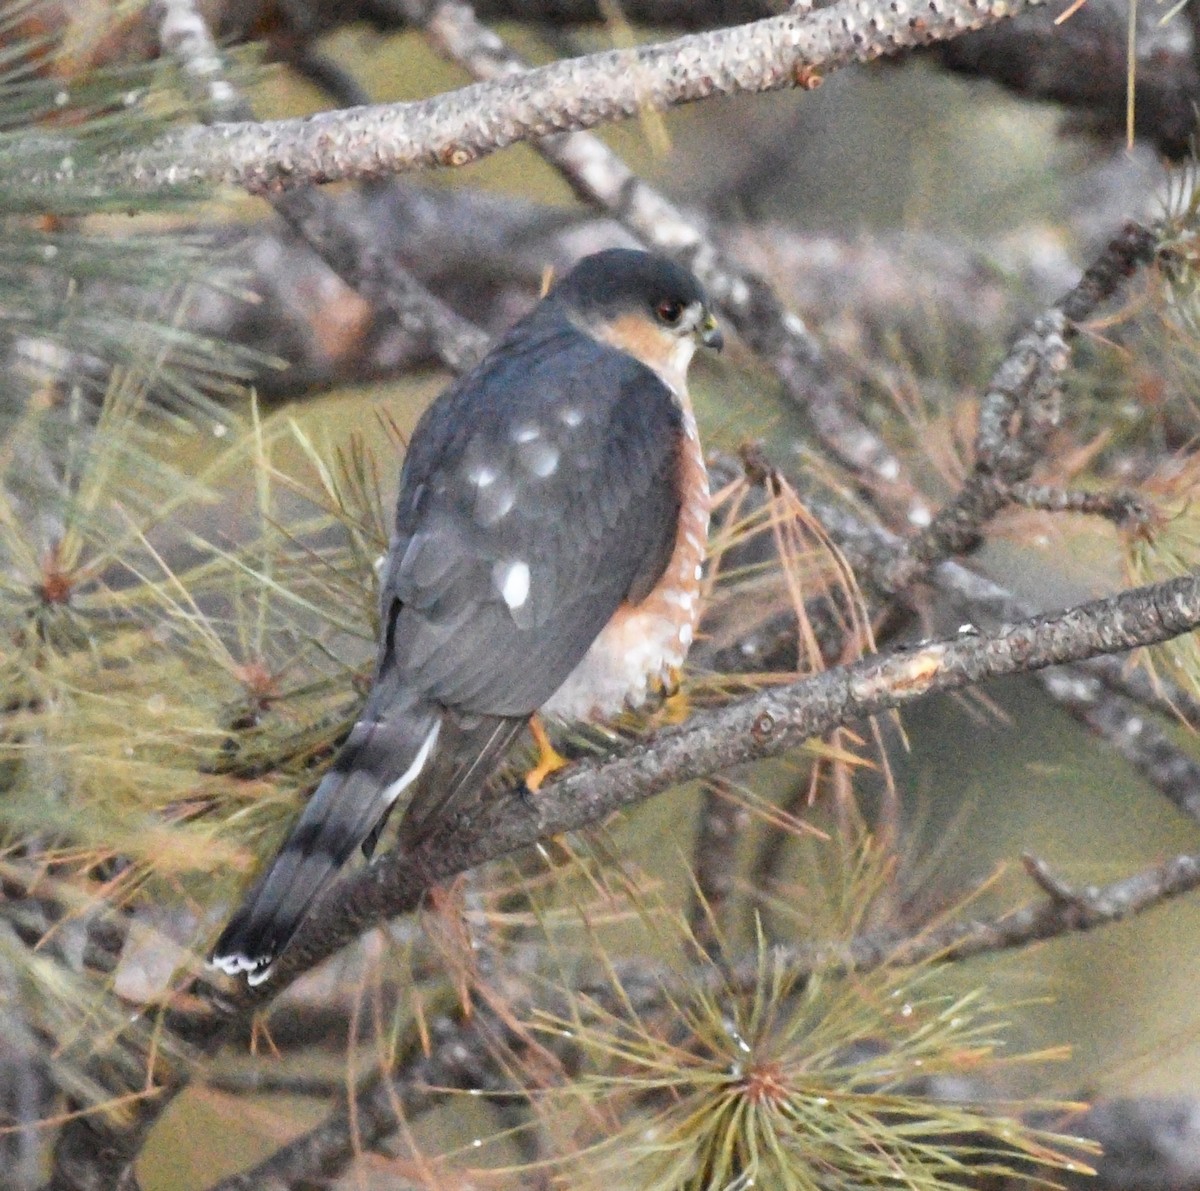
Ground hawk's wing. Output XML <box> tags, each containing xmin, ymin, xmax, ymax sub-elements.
<box><xmin>369</xmin><ymin>312</ymin><xmax>684</xmax><ymax>723</ymax></box>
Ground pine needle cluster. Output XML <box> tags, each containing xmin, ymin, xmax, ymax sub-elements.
<box><xmin>0</xmin><ymin>3</ymin><xmax>372</xmax><ymax>1132</ymax></box>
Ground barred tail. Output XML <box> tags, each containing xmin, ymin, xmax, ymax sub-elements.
<box><xmin>209</xmin><ymin>706</ymin><xmax>441</xmax><ymax>984</ymax></box>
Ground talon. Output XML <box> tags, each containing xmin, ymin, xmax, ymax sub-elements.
<box><xmin>657</xmin><ymin>667</ymin><xmax>691</xmax><ymax>725</ymax></box>
<box><xmin>660</xmin><ymin>689</ymin><xmax>691</xmax><ymax>725</ymax></box>
<box><xmin>525</xmin><ymin>715</ymin><xmax>569</xmax><ymax>791</ymax></box>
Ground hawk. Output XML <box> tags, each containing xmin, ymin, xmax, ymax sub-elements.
<box><xmin>211</xmin><ymin>249</ymin><xmax>722</xmax><ymax>983</ymax></box>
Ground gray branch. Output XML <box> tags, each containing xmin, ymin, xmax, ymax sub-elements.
<box><xmin>28</xmin><ymin>0</ymin><xmax>1048</xmax><ymax>197</ymax></box>
<box><xmin>222</xmin><ymin>567</ymin><xmax>1200</xmax><ymax>1012</ymax></box>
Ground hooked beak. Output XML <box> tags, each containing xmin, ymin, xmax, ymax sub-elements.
<box><xmin>700</xmin><ymin>311</ymin><xmax>724</xmax><ymax>353</ymax></box>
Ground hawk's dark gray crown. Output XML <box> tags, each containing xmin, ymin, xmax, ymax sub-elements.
<box><xmin>547</xmin><ymin>248</ymin><xmax>710</xmax><ymax>322</ymax></box>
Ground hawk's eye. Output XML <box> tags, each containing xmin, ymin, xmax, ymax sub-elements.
<box><xmin>654</xmin><ymin>298</ymin><xmax>685</xmax><ymax>326</ymax></box>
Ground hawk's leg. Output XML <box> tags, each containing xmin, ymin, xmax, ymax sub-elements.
<box><xmin>525</xmin><ymin>716</ymin><xmax>569</xmax><ymax>791</ymax></box>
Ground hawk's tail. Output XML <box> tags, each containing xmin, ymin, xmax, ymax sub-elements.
<box><xmin>209</xmin><ymin>705</ymin><xmax>441</xmax><ymax>985</ymax></box>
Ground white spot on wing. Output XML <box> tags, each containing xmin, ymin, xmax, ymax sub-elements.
<box><xmin>467</xmin><ymin>462</ymin><xmax>497</xmax><ymax>488</ymax></box>
<box><xmin>559</xmin><ymin>407</ymin><xmax>584</xmax><ymax>428</ymax></box>
<box><xmin>513</xmin><ymin>423</ymin><xmax>541</xmax><ymax>444</ymax></box>
<box><xmin>519</xmin><ymin>440</ymin><xmax>560</xmax><ymax>478</ymax></box>
<box><xmin>476</xmin><ymin>480</ymin><xmax>516</xmax><ymax>526</ymax></box>
<box><xmin>379</xmin><ymin>721</ymin><xmax>441</xmax><ymax>808</ymax></box>
<box><xmin>495</xmin><ymin>560</ymin><xmax>531</xmax><ymax>610</ymax></box>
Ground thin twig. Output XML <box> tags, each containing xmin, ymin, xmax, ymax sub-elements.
<box><xmin>1003</xmin><ymin>481</ymin><xmax>1158</xmax><ymax>534</ymax></box>
<box><xmin>877</xmin><ymin>222</ymin><xmax>1159</xmax><ymax>594</ymax></box>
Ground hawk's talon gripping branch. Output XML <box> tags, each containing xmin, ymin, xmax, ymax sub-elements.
<box><xmin>525</xmin><ymin>716</ymin><xmax>569</xmax><ymax>792</ymax></box>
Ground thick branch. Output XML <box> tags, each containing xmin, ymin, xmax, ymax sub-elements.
<box><xmin>218</xmin><ymin>568</ymin><xmax>1200</xmax><ymax>1012</ymax></box>
<box><xmin>29</xmin><ymin>0</ymin><xmax>1048</xmax><ymax>197</ymax></box>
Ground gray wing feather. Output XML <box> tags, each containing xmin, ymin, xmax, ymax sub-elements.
<box><xmin>376</xmin><ymin>313</ymin><xmax>683</xmax><ymax>719</ymax></box>
<box><xmin>398</xmin><ymin>712</ymin><xmax>527</xmax><ymax>848</ymax></box>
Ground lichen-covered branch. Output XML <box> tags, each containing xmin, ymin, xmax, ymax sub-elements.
<box><xmin>877</xmin><ymin>221</ymin><xmax>1159</xmax><ymax>594</ymax></box>
<box><xmin>25</xmin><ymin>0</ymin><xmax>1049</xmax><ymax>197</ymax></box>
<box><xmin>219</xmin><ymin>566</ymin><xmax>1200</xmax><ymax>1013</ymax></box>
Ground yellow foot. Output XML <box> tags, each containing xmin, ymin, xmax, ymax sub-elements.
<box><xmin>660</xmin><ymin>688</ymin><xmax>692</xmax><ymax>725</ymax></box>
<box><xmin>525</xmin><ymin>716</ymin><xmax>569</xmax><ymax>791</ymax></box>
<box><xmin>652</xmin><ymin>667</ymin><xmax>691</xmax><ymax>725</ymax></box>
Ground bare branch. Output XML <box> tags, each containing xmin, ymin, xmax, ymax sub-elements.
<box><xmin>220</xmin><ymin>567</ymin><xmax>1200</xmax><ymax>1012</ymax></box>
<box><xmin>269</xmin><ymin>188</ymin><xmax>489</xmax><ymax>373</ymax></box>
<box><xmin>877</xmin><ymin>221</ymin><xmax>1159</xmax><ymax>594</ymax></box>
<box><xmin>1038</xmin><ymin>668</ymin><xmax>1200</xmax><ymax>826</ymax></box>
<box><xmin>407</xmin><ymin>0</ymin><xmax>777</xmax><ymax>24</ymax></box>
<box><xmin>27</xmin><ymin>0</ymin><xmax>1052</xmax><ymax>197</ymax></box>
<box><xmin>764</xmin><ymin>850</ymin><xmax>1200</xmax><ymax>980</ymax></box>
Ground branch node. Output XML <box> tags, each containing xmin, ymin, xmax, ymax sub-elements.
<box><xmin>1022</xmin><ymin>853</ymin><xmax>1083</xmax><ymax>907</ymax></box>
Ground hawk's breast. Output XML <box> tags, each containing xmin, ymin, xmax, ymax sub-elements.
<box><xmin>541</xmin><ymin>401</ymin><xmax>709</xmax><ymax>721</ymax></box>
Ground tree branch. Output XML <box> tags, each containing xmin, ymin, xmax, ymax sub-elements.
<box><xmin>217</xmin><ymin>567</ymin><xmax>1200</xmax><ymax>1013</ymax></box>
<box><xmin>762</xmin><ymin>850</ymin><xmax>1200</xmax><ymax>981</ymax></box>
<box><xmin>877</xmin><ymin>221</ymin><xmax>1159</xmax><ymax>594</ymax></box>
<box><xmin>28</xmin><ymin>0</ymin><xmax>1050</xmax><ymax>197</ymax></box>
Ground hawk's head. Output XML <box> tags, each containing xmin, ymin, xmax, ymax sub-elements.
<box><xmin>548</xmin><ymin>249</ymin><xmax>723</xmax><ymax>389</ymax></box>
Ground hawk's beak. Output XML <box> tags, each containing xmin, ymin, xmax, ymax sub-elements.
<box><xmin>700</xmin><ymin>312</ymin><xmax>724</xmax><ymax>353</ymax></box>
